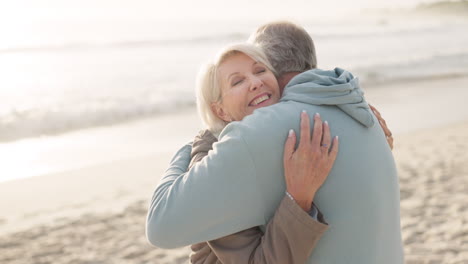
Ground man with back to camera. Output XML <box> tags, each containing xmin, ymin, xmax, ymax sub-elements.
<box><xmin>146</xmin><ymin>21</ymin><xmax>404</xmax><ymax>263</ymax></box>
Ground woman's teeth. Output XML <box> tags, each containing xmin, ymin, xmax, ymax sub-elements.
<box><xmin>251</xmin><ymin>95</ymin><xmax>269</xmax><ymax>106</ymax></box>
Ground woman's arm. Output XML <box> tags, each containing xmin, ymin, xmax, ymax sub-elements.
<box><xmin>206</xmin><ymin>196</ymin><xmax>328</xmax><ymax>264</ymax></box>
<box><xmin>190</xmin><ymin>112</ymin><xmax>337</xmax><ymax>264</ymax></box>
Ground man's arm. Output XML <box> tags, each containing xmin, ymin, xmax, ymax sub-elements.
<box><xmin>146</xmin><ymin>124</ymin><xmax>265</xmax><ymax>249</ymax></box>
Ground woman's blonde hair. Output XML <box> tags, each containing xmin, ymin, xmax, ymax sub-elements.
<box><xmin>196</xmin><ymin>43</ymin><xmax>276</xmax><ymax>135</ymax></box>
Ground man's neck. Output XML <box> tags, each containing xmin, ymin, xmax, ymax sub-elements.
<box><xmin>278</xmin><ymin>71</ymin><xmax>301</xmax><ymax>95</ymax></box>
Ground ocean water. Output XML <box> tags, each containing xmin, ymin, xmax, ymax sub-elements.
<box><xmin>1</xmin><ymin>2</ymin><xmax>468</xmax><ymax>182</ymax></box>
<box><xmin>1</xmin><ymin>12</ymin><xmax>468</xmax><ymax>143</ymax></box>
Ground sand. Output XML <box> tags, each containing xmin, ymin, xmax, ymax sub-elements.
<box><xmin>0</xmin><ymin>153</ymin><xmax>193</xmax><ymax>264</ymax></box>
<box><xmin>1</xmin><ymin>77</ymin><xmax>468</xmax><ymax>264</ymax></box>
<box><xmin>395</xmin><ymin>123</ymin><xmax>468</xmax><ymax>264</ymax></box>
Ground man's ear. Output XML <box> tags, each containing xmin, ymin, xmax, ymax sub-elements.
<box><xmin>211</xmin><ymin>102</ymin><xmax>231</xmax><ymax>122</ymax></box>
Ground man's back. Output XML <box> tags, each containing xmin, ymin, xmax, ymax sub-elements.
<box><xmin>236</xmin><ymin>101</ymin><xmax>403</xmax><ymax>263</ymax></box>
<box><xmin>147</xmin><ymin>69</ymin><xmax>404</xmax><ymax>263</ymax></box>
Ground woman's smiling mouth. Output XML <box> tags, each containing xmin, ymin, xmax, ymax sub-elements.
<box><xmin>249</xmin><ymin>93</ymin><xmax>271</xmax><ymax>106</ymax></box>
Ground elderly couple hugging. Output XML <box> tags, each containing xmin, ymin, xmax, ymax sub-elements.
<box><xmin>146</xmin><ymin>21</ymin><xmax>404</xmax><ymax>264</ymax></box>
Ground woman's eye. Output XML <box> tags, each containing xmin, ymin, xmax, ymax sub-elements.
<box><xmin>232</xmin><ymin>79</ymin><xmax>244</xmax><ymax>86</ymax></box>
<box><xmin>256</xmin><ymin>68</ymin><xmax>266</xmax><ymax>74</ymax></box>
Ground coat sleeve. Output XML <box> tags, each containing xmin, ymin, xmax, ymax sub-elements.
<box><xmin>188</xmin><ymin>129</ymin><xmax>329</xmax><ymax>264</ymax></box>
<box><xmin>146</xmin><ymin>126</ymin><xmax>265</xmax><ymax>249</ymax></box>
<box><xmin>208</xmin><ymin>196</ymin><xmax>328</xmax><ymax>264</ymax></box>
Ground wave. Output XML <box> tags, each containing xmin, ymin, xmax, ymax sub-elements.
<box><xmin>313</xmin><ymin>25</ymin><xmax>451</xmax><ymax>40</ymax></box>
<box><xmin>414</xmin><ymin>0</ymin><xmax>468</xmax><ymax>15</ymax></box>
<box><xmin>2</xmin><ymin>27</ymin><xmax>449</xmax><ymax>54</ymax></box>
<box><xmin>364</xmin><ymin>0</ymin><xmax>468</xmax><ymax>19</ymax></box>
<box><xmin>0</xmin><ymin>33</ymin><xmax>249</xmax><ymax>54</ymax></box>
<box><xmin>0</xmin><ymin>98</ymin><xmax>196</xmax><ymax>143</ymax></box>
<box><xmin>2</xmin><ymin>70</ymin><xmax>466</xmax><ymax>143</ymax></box>
<box><xmin>354</xmin><ymin>52</ymin><xmax>468</xmax><ymax>86</ymax></box>
<box><xmin>1</xmin><ymin>22</ymin><xmax>459</xmax><ymax>54</ymax></box>
<box><xmin>360</xmin><ymin>71</ymin><xmax>468</xmax><ymax>87</ymax></box>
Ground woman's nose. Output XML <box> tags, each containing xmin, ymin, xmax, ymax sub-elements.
<box><xmin>249</xmin><ymin>76</ymin><xmax>263</xmax><ymax>91</ymax></box>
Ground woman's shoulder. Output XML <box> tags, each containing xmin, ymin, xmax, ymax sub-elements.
<box><xmin>192</xmin><ymin>129</ymin><xmax>218</xmax><ymax>155</ymax></box>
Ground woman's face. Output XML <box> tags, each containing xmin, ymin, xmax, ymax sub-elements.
<box><xmin>213</xmin><ymin>53</ymin><xmax>280</xmax><ymax>122</ymax></box>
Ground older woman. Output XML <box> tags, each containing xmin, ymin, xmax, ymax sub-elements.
<box><xmin>188</xmin><ymin>44</ymin><xmax>338</xmax><ymax>264</ymax></box>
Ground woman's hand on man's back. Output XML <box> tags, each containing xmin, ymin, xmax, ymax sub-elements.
<box><xmin>283</xmin><ymin>111</ymin><xmax>339</xmax><ymax>211</ymax></box>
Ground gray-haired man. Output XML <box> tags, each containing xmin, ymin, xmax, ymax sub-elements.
<box><xmin>147</xmin><ymin>21</ymin><xmax>404</xmax><ymax>264</ymax></box>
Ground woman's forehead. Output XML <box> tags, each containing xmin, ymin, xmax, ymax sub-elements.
<box><xmin>218</xmin><ymin>53</ymin><xmax>260</xmax><ymax>75</ymax></box>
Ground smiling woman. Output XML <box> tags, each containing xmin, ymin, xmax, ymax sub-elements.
<box><xmin>196</xmin><ymin>44</ymin><xmax>281</xmax><ymax>134</ymax></box>
<box><xmin>213</xmin><ymin>52</ymin><xmax>281</xmax><ymax>123</ymax></box>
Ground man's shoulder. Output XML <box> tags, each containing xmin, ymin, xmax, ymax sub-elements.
<box><xmin>219</xmin><ymin>101</ymin><xmax>300</xmax><ymax>140</ymax></box>
<box><xmin>219</xmin><ymin>100</ymin><xmax>339</xmax><ymax>142</ymax></box>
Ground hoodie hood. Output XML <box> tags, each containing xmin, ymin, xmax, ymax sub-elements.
<box><xmin>280</xmin><ymin>68</ymin><xmax>374</xmax><ymax>128</ymax></box>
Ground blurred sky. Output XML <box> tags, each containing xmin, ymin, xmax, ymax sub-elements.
<box><xmin>0</xmin><ymin>0</ymin><xmax>438</xmax><ymax>22</ymax></box>
<box><xmin>0</xmin><ymin>0</ymin><xmax>442</xmax><ymax>51</ymax></box>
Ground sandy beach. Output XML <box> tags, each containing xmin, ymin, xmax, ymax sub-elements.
<box><xmin>1</xmin><ymin>76</ymin><xmax>468</xmax><ymax>264</ymax></box>
<box><xmin>396</xmin><ymin>123</ymin><xmax>468</xmax><ymax>264</ymax></box>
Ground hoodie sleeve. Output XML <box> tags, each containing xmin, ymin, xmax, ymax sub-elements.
<box><xmin>146</xmin><ymin>124</ymin><xmax>265</xmax><ymax>249</ymax></box>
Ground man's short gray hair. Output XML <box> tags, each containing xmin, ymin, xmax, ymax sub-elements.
<box><xmin>248</xmin><ymin>21</ymin><xmax>317</xmax><ymax>76</ymax></box>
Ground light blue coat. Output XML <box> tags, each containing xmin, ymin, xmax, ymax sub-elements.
<box><xmin>147</xmin><ymin>68</ymin><xmax>404</xmax><ymax>263</ymax></box>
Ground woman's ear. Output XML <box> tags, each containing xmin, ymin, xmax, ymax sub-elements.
<box><xmin>211</xmin><ymin>102</ymin><xmax>231</xmax><ymax>122</ymax></box>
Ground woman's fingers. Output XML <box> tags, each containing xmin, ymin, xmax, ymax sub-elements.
<box><xmin>380</xmin><ymin>120</ymin><xmax>392</xmax><ymax>137</ymax></box>
<box><xmin>370</xmin><ymin>104</ymin><xmax>383</xmax><ymax>119</ymax></box>
<box><xmin>369</xmin><ymin>104</ymin><xmax>379</xmax><ymax>114</ymax></box>
<box><xmin>321</xmin><ymin>120</ymin><xmax>331</xmax><ymax>155</ymax></box>
<box><xmin>381</xmin><ymin>120</ymin><xmax>394</xmax><ymax>147</ymax></box>
<box><xmin>299</xmin><ymin>111</ymin><xmax>311</xmax><ymax>149</ymax></box>
<box><xmin>283</xmin><ymin>111</ymin><xmax>340</xmax><ymax>211</ymax></box>
<box><xmin>387</xmin><ymin>134</ymin><xmax>394</xmax><ymax>150</ymax></box>
<box><xmin>329</xmin><ymin>136</ymin><xmax>339</xmax><ymax>161</ymax></box>
<box><xmin>283</xmin><ymin>129</ymin><xmax>296</xmax><ymax>161</ymax></box>
<box><xmin>370</xmin><ymin>104</ymin><xmax>389</xmax><ymax>134</ymax></box>
<box><xmin>310</xmin><ymin>113</ymin><xmax>323</xmax><ymax>149</ymax></box>
<box><xmin>370</xmin><ymin>104</ymin><xmax>394</xmax><ymax>150</ymax></box>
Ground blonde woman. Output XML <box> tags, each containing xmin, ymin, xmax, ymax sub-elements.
<box><xmin>189</xmin><ymin>44</ymin><xmax>336</xmax><ymax>263</ymax></box>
